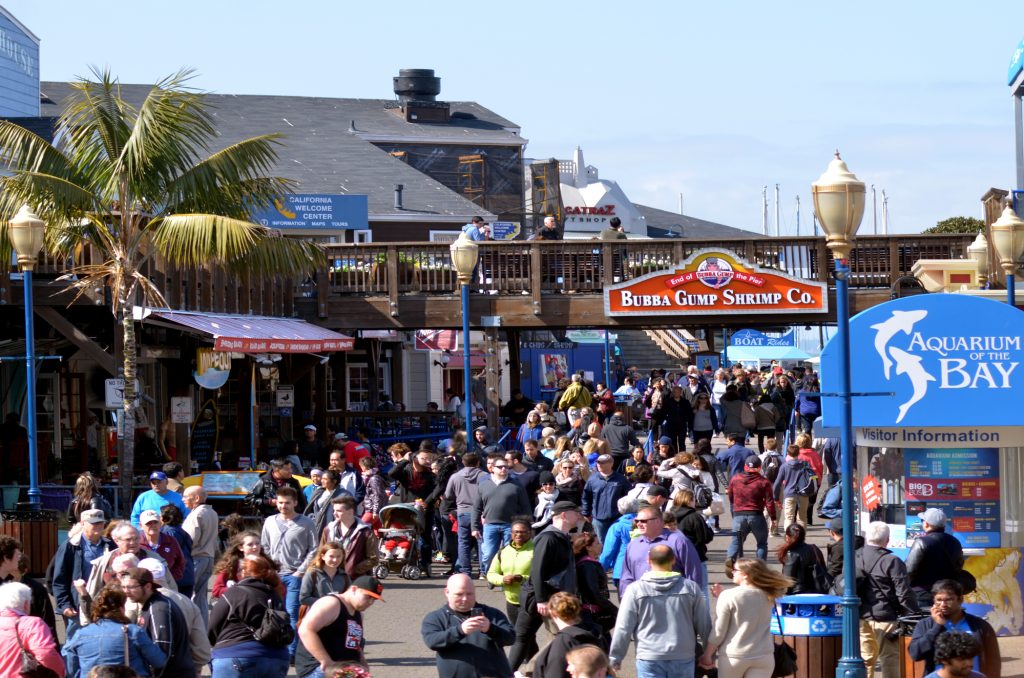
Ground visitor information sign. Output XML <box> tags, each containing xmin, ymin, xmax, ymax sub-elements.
<box><xmin>904</xmin><ymin>447</ymin><xmax>1000</xmax><ymax>548</ymax></box>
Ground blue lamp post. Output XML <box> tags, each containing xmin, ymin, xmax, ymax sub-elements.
<box><xmin>812</xmin><ymin>152</ymin><xmax>867</xmax><ymax>678</ymax></box>
<box><xmin>450</xmin><ymin>234</ymin><xmax>480</xmax><ymax>433</ymax></box>
<box><xmin>9</xmin><ymin>204</ymin><xmax>46</xmax><ymax>511</ymax></box>
<box><xmin>990</xmin><ymin>203</ymin><xmax>1024</xmax><ymax>306</ymax></box>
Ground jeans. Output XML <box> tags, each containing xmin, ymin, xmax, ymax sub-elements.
<box><xmin>711</xmin><ymin>404</ymin><xmax>724</xmax><ymax>432</ymax></box>
<box><xmin>192</xmin><ymin>555</ymin><xmax>214</xmax><ymax>627</ymax></box>
<box><xmin>481</xmin><ymin>522</ymin><xmax>511</xmax><ymax>575</ymax></box>
<box><xmin>636</xmin><ymin>658</ymin><xmax>695</xmax><ymax>678</ymax></box>
<box><xmin>281</xmin><ymin>573</ymin><xmax>302</xmax><ymax>657</ymax></box>
<box><xmin>591</xmin><ymin>517</ymin><xmax>615</xmax><ymax>544</ymax></box>
<box><xmin>456</xmin><ymin>513</ymin><xmax>480</xmax><ymax>575</ymax></box>
<box><xmin>64</xmin><ymin>615</ymin><xmax>80</xmax><ymax>642</ymax></box>
<box><xmin>212</xmin><ymin>656</ymin><xmax>291</xmax><ymax>677</ymax></box>
<box><xmin>728</xmin><ymin>513</ymin><xmax>769</xmax><ymax>561</ymax></box>
<box><xmin>419</xmin><ymin>507</ymin><xmax>435</xmax><ymax>570</ymax></box>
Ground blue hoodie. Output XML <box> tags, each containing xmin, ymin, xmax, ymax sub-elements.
<box><xmin>599</xmin><ymin>513</ymin><xmax>636</xmax><ymax>579</ymax></box>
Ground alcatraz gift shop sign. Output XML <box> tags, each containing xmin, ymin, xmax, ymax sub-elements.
<box><xmin>604</xmin><ymin>249</ymin><xmax>828</xmax><ymax>317</ymax></box>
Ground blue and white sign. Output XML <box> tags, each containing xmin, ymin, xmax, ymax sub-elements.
<box><xmin>250</xmin><ymin>194</ymin><xmax>368</xmax><ymax>230</ymax></box>
<box><xmin>0</xmin><ymin>10</ymin><xmax>39</xmax><ymax>117</ymax></box>
<box><xmin>1010</xmin><ymin>36</ymin><xmax>1024</xmax><ymax>86</ymax></box>
<box><xmin>822</xmin><ymin>294</ymin><xmax>1023</xmax><ymax>428</ymax></box>
<box><xmin>729</xmin><ymin>328</ymin><xmax>795</xmax><ymax>347</ymax></box>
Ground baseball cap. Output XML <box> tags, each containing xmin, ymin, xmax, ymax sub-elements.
<box><xmin>475</xmin><ymin>426</ymin><xmax>489</xmax><ymax>434</ymax></box>
<box><xmin>918</xmin><ymin>508</ymin><xmax>947</xmax><ymax>528</ymax></box>
<box><xmin>658</xmin><ymin>436</ymin><xmax>672</xmax><ymax>446</ymax></box>
<box><xmin>646</xmin><ymin>485</ymin><xmax>669</xmax><ymax>498</ymax></box>
<box><xmin>744</xmin><ymin>455</ymin><xmax>762</xmax><ymax>469</ymax></box>
<box><xmin>596</xmin><ymin>454</ymin><xmax>613</xmax><ymax>464</ymax></box>
<box><xmin>139</xmin><ymin>509</ymin><xmax>161</xmax><ymax>525</ymax></box>
<box><xmin>80</xmin><ymin>509</ymin><xmax>106</xmax><ymax>524</ymax></box>
<box><xmin>334</xmin><ymin>432</ymin><xmax>349</xmax><ymax>441</ymax></box>
<box><xmin>137</xmin><ymin>558</ymin><xmax>167</xmax><ymax>583</ymax></box>
<box><xmin>539</xmin><ymin>471</ymin><xmax>556</xmax><ymax>485</ymax></box>
<box><xmin>828</xmin><ymin>519</ymin><xmax>843</xmax><ymax>533</ymax></box>
<box><xmin>773</xmin><ymin>366</ymin><xmax>784</xmax><ymax>375</ymax></box>
<box><xmin>148</xmin><ymin>471</ymin><xmax>167</xmax><ymax>481</ymax></box>
<box><xmin>304</xmin><ymin>424</ymin><xmax>317</xmax><ymax>432</ymax></box>
<box><xmin>351</xmin><ymin>575</ymin><xmax>385</xmax><ymax>601</ymax></box>
<box><xmin>551</xmin><ymin>500</ymin><xmax>581</xmax><ymax>516</ymax></box>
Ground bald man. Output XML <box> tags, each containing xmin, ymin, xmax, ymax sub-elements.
<box><xmin>182</xmin><ymin>485</ymin><xmax>219</xmax><ymax>625</ymax></box>
<box><xmin>422</xmin><ymin>573</ymin><xmax>515</xmax><ymax>677</ymax></box>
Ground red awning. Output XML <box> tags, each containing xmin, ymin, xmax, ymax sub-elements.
<box><xmin>446</xmin><ymin>353</ymin><xmax>486</xmax><ymax>368</ymax></box>
<box><xmin>143</xmin><ymin>309</ymin><xmax>354</xmax><ymax>353</ymax></box>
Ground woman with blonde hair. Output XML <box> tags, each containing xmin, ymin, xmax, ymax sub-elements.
<box><xmin>554</xmin><ymin>457</ymin><xmax>584</xmax><ymax>506</ymax></box>
<box><xmin>553</xmin><ymin>435</ymin><xmax>575</xmax><ymax>461</ymax></box>
<box><xmin>299</xmin><ymin>541</ymin><xmax>348</xmax><ymax>608</ymax></box>
<box><xmin>699</xmin><ymin>558</ymin><xmax>793</xmax><ymax>676</ymax></box>
<box><xmin>532</xmin><ymin>592</ymin><xmax>603</xmax><ymax>678</ymax></box>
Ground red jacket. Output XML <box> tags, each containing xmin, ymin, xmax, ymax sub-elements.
<box><xmin>728</xmin><ymin>471</ymin><xmax>777</xmax><ymax>520</ymax></box>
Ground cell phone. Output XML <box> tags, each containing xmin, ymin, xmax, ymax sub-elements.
<box><xmin>470</xmin><ymin>606</ymin><xmax>483</xmax><ymax>617</ymax></box>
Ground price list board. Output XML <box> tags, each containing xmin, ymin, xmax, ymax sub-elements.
<box><xmin>904</xmin><ymin>448</ymin><xmax>1000</xmax><ymax>548</ymax></box>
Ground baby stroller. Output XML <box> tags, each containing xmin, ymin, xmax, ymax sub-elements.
<box><xmin>373</xmin><ymin>502</ymin><xmax>423</xmax><ymax>580</ymax></box>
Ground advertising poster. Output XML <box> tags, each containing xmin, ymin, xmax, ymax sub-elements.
<box><xmin>540</xmin><ymin>354</ymin><xmax>568</xmax><ymax>388</ymax></box>
<box><xmin>904</xmin><ymin>447</ymin><xmax>1000</xmax><ymax>548</ymax></box>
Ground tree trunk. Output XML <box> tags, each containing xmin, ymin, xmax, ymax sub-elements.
<box><xmin>119</xmin><ymin>308</ymin><xmax>137</xmax><ymax>512</ymax></box>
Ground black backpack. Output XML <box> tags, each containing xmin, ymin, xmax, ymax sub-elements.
<box><xmin>761</xmin><ymin>452</ymin><xmax>783</xmax><ymax>484</ymax></box>
<box><xmin>226</xmin><ymin>591</ymin><xmax>294</xmax><ymax>648</ymax></box>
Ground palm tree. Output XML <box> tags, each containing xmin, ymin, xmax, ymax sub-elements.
<box><xmin>0</xmin><ymin>69</ymin><xmax>322</xmax><ymax>505</ymax></box>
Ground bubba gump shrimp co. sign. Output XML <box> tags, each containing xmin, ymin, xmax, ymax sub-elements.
<box><xmin>604</xmin><ymin>249</ymin><xmax>828</xmax><ymax>317</ymax></box>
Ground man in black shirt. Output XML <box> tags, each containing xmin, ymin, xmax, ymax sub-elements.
<box><xmin>295</xmin><ymin>576</ymin><xmax>383</xmax><ymax>676</ymax></box>
<box><xmin>121</xmin><ymin>567</ymin><xmax>194</xmax><ymax>678</ymax></box>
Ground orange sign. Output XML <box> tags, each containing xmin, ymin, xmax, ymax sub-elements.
<box><xmin>862</xmin><ymin>475</ymin><xmax>882</xmax><ymax>511</ymax></box>
<box><xmin>604</xmin><ymin>249</ymin><xmax>828</xmax><ymax>317</ymax></box>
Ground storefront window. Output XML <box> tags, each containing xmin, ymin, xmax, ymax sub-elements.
<box><xmin>346</xmin><ymin>363</ymin><xmax>389</xmax><ymax>410</ymax></box>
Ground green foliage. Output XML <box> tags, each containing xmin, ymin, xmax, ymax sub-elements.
<box><xmin>923</xmin><ymin>216</ymin><xmax>985</xmax><ymax>234</ymax></box>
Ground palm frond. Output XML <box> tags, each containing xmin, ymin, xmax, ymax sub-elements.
<box><xmin>61</xmin><ymin>70</ymin><xmax>133</xmax><ymax>177</ymax></box>
<box><xmin>149</xmin><ymin>213</ymin><xmax>262</xmax><ymax>267</ymax></box>
<box><xmin>0</xmin><ymin>120</ymin><xmax>77</xmax><ymax>177</ymax></box>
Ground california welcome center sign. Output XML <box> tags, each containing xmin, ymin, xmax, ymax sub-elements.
<box><xmin>821</xmin><ymin>294</ymin><xmax>1024</xmax><ymax>447</ymax></box>
<box><xmin>604</xmin><ymin>249</ymin><xmax>828</xmax><ymax>317</ymax></box>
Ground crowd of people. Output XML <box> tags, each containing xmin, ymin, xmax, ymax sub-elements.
<box><xmin>0</xmin><ymin>362</ymin><xmax>1001</xmax><ymax>678</ymax></box>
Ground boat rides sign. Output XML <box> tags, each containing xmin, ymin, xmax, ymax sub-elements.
<box><xmin>821</xmin><ymin>294</ymin><xmax>1024</xmax><ymax>444</ymax></box>
<box><xmin>604</xmin><ymin>249</ymin><xmax>827</xmax><ymax>317</ymax></box>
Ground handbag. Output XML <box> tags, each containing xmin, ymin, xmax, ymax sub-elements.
<box><xmin>14</xmin><ymin>619</ymin><xmax>58</xmax><ymax>678</ymax></box>
<box><xmin>704</xmin><ymin>492</ymin><xmax>726</xmax><ymax>516</ymax></box>
<box><xmin>771</xmin><ymin>607</ymin><xmax>798</xmax><ymax>677</ymax></box>
<box><xmin>740</xmin><ymin>403</ymin><xmax>757</xmax><ymax>431</ymax></box>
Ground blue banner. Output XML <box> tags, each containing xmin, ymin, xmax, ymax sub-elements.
<box><xmin>729</xmin><ymin>328</ymin><xmax>795</xmax><ymax>347</ymax></box>
<box><xmin>250</xmin><ymin>194</ymin><xmax>368</xmax><ymax>230</ymax></box>
<box><xmin>821</xmin><ymin>294</ymin><xmax>1023</xmax><ymax>428</ymax></box>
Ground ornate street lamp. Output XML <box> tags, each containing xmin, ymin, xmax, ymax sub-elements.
<box><xmin>812</xmin><ymin>152</ymin><xmax>866</xmax><ymax>678</ymax></box>
<box><xmin>449</xmin><ymin>233</ymin><xmax>479</xmax><ymax>432</ymax></box>
<box><xmin>989</xmin><ymin>203</ymin><xmax>1024</xmax><ymax>305</ymax></box>
<box><xmin>966</xmin><ymin>232</ymin><xmax>989</xmax><ymax>287</ymax></box>
<box><xmin>8</xmin><ymin>204</ymin><xmax>46</xmax><ymax>510</ymax></box>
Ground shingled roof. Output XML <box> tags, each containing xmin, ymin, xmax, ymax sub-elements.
<box><xmin>636</xmin><ymin>203</ymin><xmax>757</xmax><ymax>238</ymax></box>
<box><xmin>40</xmin><ymin>82</ymin><xmax>525</xmax><ymax>221</ymax></box>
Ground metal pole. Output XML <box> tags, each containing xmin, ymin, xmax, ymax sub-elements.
<box><xmin>1009</xmin><ymin>271</ymin><xmax>1016</xmax><ymax>306</ymax></box>
<box><xmin>835</xmin><ymin>258</ymin><xmax>866</xmax><ymax>678</ymax></box>
<box><xmin>775</xmin><ymin>184</ymin><xmax>781</xmax><ymax>237</ymax></box>
<box><xmin>23</xmin><ymin>269</ymin><xmax>41</xmax><ymax>510</ymax></box>
<box><xmin>722</xmin><ymin>328</ymin><xmax>729</xmax><ymax>367</ymax></box>
<box><xmin>603</xmin><ymin>330</ymin><xmax>611</xmax><ymax>388</ymax></box>
<box><xmin>462</xmin><ymin>282</ymin><xmax>473</xmax><ymax>432</ymax></box>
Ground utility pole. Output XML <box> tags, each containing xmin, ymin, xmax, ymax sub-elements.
<box><xmin>871</xmin><ymin>185</ymin><xmax>878</xmax><ymax>235</ymax></box>
<box><xmin>774</xmin><ymin>183</ymin><xmax>781</xmax><ymax>237</ymax></box>
<box><xmin>882</xmin><ymin>190</ymin><xmax>889</xmax><ymax>234</ymax></box>
<box><xmin>762</xmin><ymin>186</ymin><xmax>768</xmax><ymax>236</ymax></box>
<box><xmin>795</xmin><ymin>195</ymin><xmax>801</xmax><ymax>237</ymax></box>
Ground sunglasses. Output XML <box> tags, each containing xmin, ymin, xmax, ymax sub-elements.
<box><xmin>492</xmin><ymin>465</ymin><xmax>508</xmax><ymax>470</ymax></box>
<box><xmin>634</xmin><ymin>517</ymin><xmax>661</xmax><ymax>525</ymax></box>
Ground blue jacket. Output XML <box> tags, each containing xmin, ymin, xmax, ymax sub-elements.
<box><xmin>130</xmin><ymin>489</ymin><xmax>188</xmax><ymax>527</ymax></box>
<box><xmin>794</xmin><ymin>391</ymin><xmax>821</xmax><ymax>419</ymax></box>
<box><xmin>716</xmin><ymin>444</ymin><xmax>755</xmax><ymax>480</ymax></box>
<box><xmin>51</xmin><ymin>532</ymin><xmax>115</xmax><ymax>617</ymax></box>
<box><xmin>773</xmin><ymin>458</ymin><xmax>813</xmax><ymax>498</ymax></box>
<box><xmin>63</xmin><ymin>618</ymin><xmax>167</xmax><ymax>677</ymax></box>
<box><xmin>599</xmin><ymin>513</ymin><xmax>636</xmax><ymax>579</ymax></box>
<box><xmin>582</xmin><ymin>472</ymin><xmax>631</xmax><ymax>521</ymax></box>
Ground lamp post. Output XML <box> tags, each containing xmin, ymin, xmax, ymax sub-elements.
<box><xmin>812</xmin><ymin>152</ymin><xmax>866</xmax><ymax>678</ymax></box>
<box><xmin>8</xmin><ymin>205</ymin><xmax>46</xmax><ymax>511</ymax></box>
<box><xmin>966</xmin><ymin>232</ymin><xmax>989</xmax><ymax>289</ymax></box>
<box><xmin>990</xmin><ymin>203</ymin><xmax>1024</xmax><ymax>305</ymax></box>
<box><xmin>450</xmin><ymin>234</ymin><xmax>480</xmax><ymax>433</ymax></box>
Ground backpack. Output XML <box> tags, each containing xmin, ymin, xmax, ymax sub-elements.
<box><xmin>691</xmin><ymin>480</ymin><xmax>714</xmax><ymax>511</ymax></box>
<box><xmin>226</xmin><ymin>592</ymin><xmax>294</xmax><ymax>648</ymax></box>
<box><xmin>792</xmin><ymin>461</ymin><xmax>818</xmax><ymax>496</ymax></box>
<box><xmin>761</xmin><ymin>452</ymin><xmax>783</xmax><ymax>484</ymax></box>
<box><xmin>818</xmin><ymin>483</ymin><xmax>842</xmax><ymax>519</ymax></box>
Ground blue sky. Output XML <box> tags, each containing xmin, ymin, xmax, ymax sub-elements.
<box><xmin>7</xmin><ymin>1</ymin><xmax>1022</xmax><ymax>234</ymax></box>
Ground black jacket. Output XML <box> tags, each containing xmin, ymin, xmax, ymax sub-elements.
<box><xmin>658</xmin><ymin>396</ymin><xmax>694</xmax><ymax>439</ymax></box>
<box><xmin>140</xmin><ymin>590</ymin><xmax>194</xmax><ymax>677</ymax></box>
<box><xmin>520</xmin><ymin>527</ymin><xmax>576</xmax><ymax>608</ymax></box>
<box><xmin>906</xmin><ymin>530</ymin><xmax>964</xmax><ymax>593</ymax></box>
<box><xmin>244</xmin><ymin>471</ymin><xmax>306</xmax><ymax>516</ymax></box>
<box><xmin>782</xmin><ymin>542</ymin><xmax>827</xmax><ymax>594</ymax></box>
<box><xmin>421</xmin><ymin>603</ymin><xmax>516</xmax><ymax>678</ymax></box>
<box><xmin>532</xmin><ymin>623</ymin><xmax>603</xmax><ymax>678</ymax></box>
<box><xmin>908</xmin><ymin>612</ymin><xmax>1000</xmax><ymax>676</ymax></box>
<box><xmin>388</xmin><ymin>458</ymin><xmax>440</xmax><ymax>505</ymax></box>
<box><xmin>857</xmin><ymin>545</ymin><xmax>920</xmax><ymax>621</ymax></box>
<box><xmin>208</xmin><ymin>577</ymin><xmax>286</xmax><ymax>649</ymax></box>
<box><xmin>672</xmin><ymin>505</ymin><xmax>714</xmax><ymax>562</ymax></box>
<box><xmin>826</xmin><ymin>535</ymin><xmax>864</xmax><ymax>580</ymax></box>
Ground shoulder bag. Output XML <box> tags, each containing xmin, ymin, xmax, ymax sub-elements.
<box><xmin>122</xmin><ymin>624</ymin><xmax>130</xmax><ymax>666</ymax></box>
<box><xmin>14</xmin><ymin>618</ymin><xmax>58</xmax><ymax>678</ymax></box>
<box><xmin>771</xmin><ymin>606</ymin><xmax>798</xmax><ymax>677</ymax></box>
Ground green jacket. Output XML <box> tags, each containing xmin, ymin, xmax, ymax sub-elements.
<box><xmin>558</xmin><ymin>383</ymin><xmax>592</xmax><ymax>411</ymax></box>
<box><xmin>486</xmin><ymin>540</ymin><xmax>535</xmax><ymax>605</ymax></box>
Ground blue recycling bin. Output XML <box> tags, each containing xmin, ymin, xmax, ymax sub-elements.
<box><xmin>771</xmin><ymin>594</ymin><xmax>842</xmax><ymax>677</ymax></box>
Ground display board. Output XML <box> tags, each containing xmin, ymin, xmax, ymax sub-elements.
<box><xmin>201</xmin><ymin>471</ymin><xmax>262</xmax><ymax>496</ymax></box>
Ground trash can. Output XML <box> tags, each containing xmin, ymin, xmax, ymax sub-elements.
<box><xmin>0</xmin><ymin>509</ymin><xmax>58</xmax><ymax>577</ymax></box>
<box><xmin>898</xmin><ymin>613</ymin><xmax>929</xmax><ymax>678</ymax></box>
<box><xmin>771</xmin><ymin>594</ymin><xmax>843</xmax><ymax>677</ymax></box>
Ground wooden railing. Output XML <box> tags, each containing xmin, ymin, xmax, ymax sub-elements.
<box><xmin>1</xmin><ymin>234</ymin><xmax>977</xmax><ymax>313</ymax></box>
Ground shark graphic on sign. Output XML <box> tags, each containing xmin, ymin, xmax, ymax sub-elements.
<box><xmin>870</xmin><ymin>309</ymin><xmax>931</xmax><ymax>423</ymax></box>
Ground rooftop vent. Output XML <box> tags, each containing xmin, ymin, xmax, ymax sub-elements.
<box><xmin>393</xmin><ymin>69</ymin><xmax>449</xmax><ymax>124</ymax></box>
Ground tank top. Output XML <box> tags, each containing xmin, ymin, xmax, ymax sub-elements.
<box><xmin>294</xmin><ymin>594</ymin><xmax>364</xmax><ymax>676</ymax></box>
